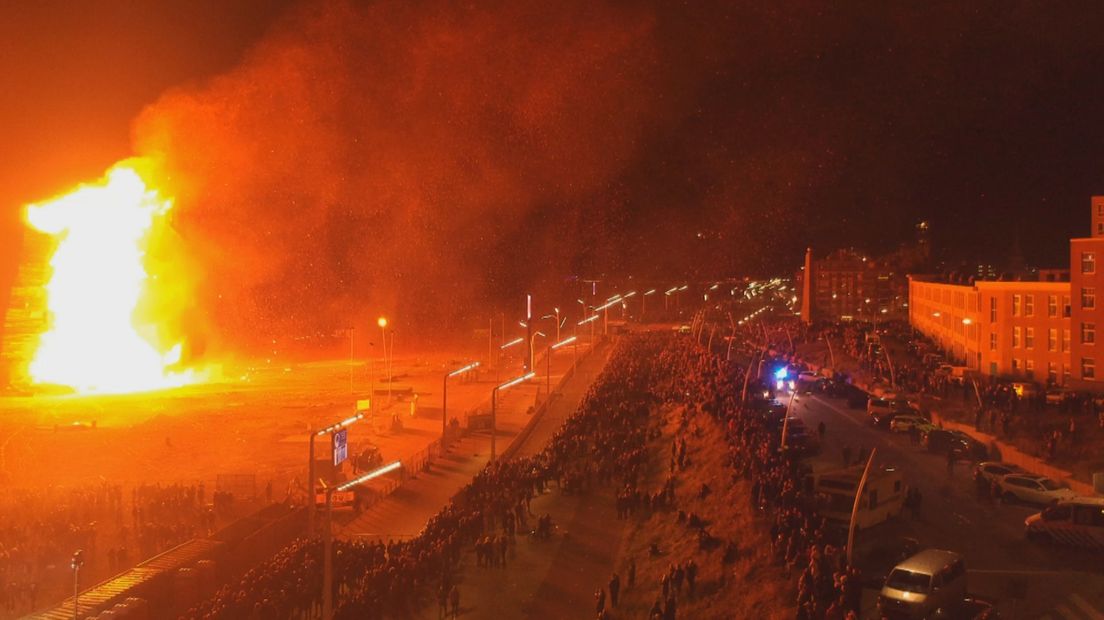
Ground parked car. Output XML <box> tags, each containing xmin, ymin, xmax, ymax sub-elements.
<box><xmin>1024</xmin><ymin>496</ymin><xmax>1104</xmax><ymax>547</ymax></box>
<box><xmin>889</xmin><ymin>415</ymin><xmax>934</xmax><ymax>434</ymax></box>
<box><xmin>879</xmin><ymin>549</ymin><xmax>967</xmax><ymax>620</ymax></box>
<box><xmin>922</xmin><ymin>429</ymin><xmax>988</xmax><ymax>460</ymax></box>
<box><xmin>932</xmin><ymin>597</ymin><xmax>1001</xmax><ymax>619</ymax></box>
<box><xmin>973</xmin><ymin>461</ymin><xmax>1027</xmax><ymax>485</ymax></box>
<box><xmin>1045</xmin><ymin>389</ymin><xmax>1073</xmax><ymax>406</ymax></box>
<box><xmin>998</xmin><ymin>474</ymin><xmax>1077</xmax><ymax>505</ymax></box>
<box><xmin>868</xmin><ymin>397</ymin><xmax>895</xmax><ymax>417</ymax></box>
<box><xmin>796</xmin><ymin>371</ymin><xmax>822</xmax><ymax>393</ymax></box>
<box><xmin>784</xmin><ymin>426</ymin><xmax>821</xmax><ymax>455</ymax></box>
<box><xmin>843</xmin><ymin>384</ymin><xmax>869</xmax><ymax>409</ymax></box>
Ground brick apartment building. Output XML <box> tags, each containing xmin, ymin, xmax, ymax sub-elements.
<box><xmin>909</xmin><ymin>197</ymin><xmax>1104</xmax><ymax>390</ymax></box>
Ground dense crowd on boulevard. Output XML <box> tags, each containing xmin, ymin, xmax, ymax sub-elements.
<box><xmin>183</xmin><ymin>334</ymin><xmax>674</xmax><ymax>620</ymax></box>
<box><xmin>653</xmin><ymin>335</ymin><xmax>861</xmax><ymax>619</ymax></box>
<box><xmin>0</xmin><ymin>481</ymin><xmax>222</xmax><ymax>617</ymax></box>
<box><xmin>183</xmin><ymin>327</ymin><xmax>876</xmax><ymax>620</ymax></box>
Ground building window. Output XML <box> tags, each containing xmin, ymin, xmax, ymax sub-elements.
<box><xmin>1063</xmin><ymin>329</ymin><xmax>1071</xmax><ymax>352</ymax></box>
<box><xmin>1064</xmin><ymin>364</ymin><xmax>1071</xmax><ymax>384</ymax></box>
<box><xmin>1049</xmin><ymin>328</ymin><xmax>1058</xmax><ymax>352</ymax></box>
<box><xmin>1048</xmin><ymin>295</ymin><xmax>1058</xmax><ymax>318</ymax></box>
<box><xmin>989</xmin><ymin>297</ymin><xmax>997</xmax><ymax>321</ymax></box>
<box><xmin>989</xmin><ymin>362</ymin><xmax>998</xmax><ymax>376</ymax></box>
<box><xmin>1083</xmin><ymin>251</ymin><xmax>1097</xmax><ymax>274</ymax></box>
<box><xmin>990</xmin><ymin>332</ymin><xmax>997</xmax><ymax>351</ymax></box>
<box><xmin>1064</xmin><ymin>295</ymin><xmax>1072</xmax><ymax>317</ymax></box>
<box><xmin>1012</xmin><ymin>326</ymin><xmax>1021</xmax><ymax>348</ymax></box>
<box><xmin>1013</xmin><ymin>294</ymin><xmax>1021</xmax><ymax>316</ymax></box>
<box><xmin>1048</xmin><ymin>362</ymin><xmax>1058</xmax><ymax>384</ymax></box>
<box><xmin>1083</xmin><ymin>323</ymin><xmax>1096</xmax><ymax>345</ymax></box>
<box><xmin>1011</xmin><ymin>358</ymin><xmax>1020</xmax><ymax>374</ymax></box>
<box><xmin>1025</xmin><ymin>359</ymin><xmax>1035</xmax><ymax>379</ymax></box>
<box><xmin>1082</xmin><ymin>357</ymin><xmax>1096</xmax><ymax>380</ymax></box>
<box><xmin>1083</xmin><ymin>287</ymin><xmax>1096</xmax><ymax>310</ymax></box>
<box><xmin>1025</xmin><ymin>294</ymin><xmax>1034</xmax><ymax>317</ymax></box>
<box><xmin>1025</xmin><ymin>327</ymin><xmax>1035</xmax><ymax>349</ymax></box>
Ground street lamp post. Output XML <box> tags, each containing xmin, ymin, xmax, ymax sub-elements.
<box><xmin>823</xmin><ymin>333</ymin><xmax>837</xmax><ymax>368</ymax></box>
<box><xmin>322</xmin><ymin>461</ymin><xmax>402</xmax><ymax>620</ymax></box>
<box><xmin>529</xmin><ymin>331</ymin><xmax>546</xmax><ymax>378</ymax></box>
<box><xmin>387</xmin><ymin>330</ymin><xmax>395</xmax><ymax>403</ymax></box>
<box><xmin>780</xmin><ymin>389</ymin><xmax>798</xmax><ymax>449</ymax></box>
<box><xmin>70</xmin><ymin>549</ymin><xmax>84</xmax><ymax>620</ymax></box>
<box><xmin>578</xmin><ymin>313</ymin><xmax>598</xmax><ymax>346</ymax></box>
<box><xmin>308</xmin><ymin>412</ymin><xmax>367</xmax><ymax>536</ymax></box>
<box><xmin>491</xmin><ymin>372</ymin><xmax>535</xmax><ymax>462</ymax></box>
<box><xmin>348</xmin><ymin>327</ymin><xmax>355</xmax><ymax>393</ymax></box>
<box><xmin>547</xmin><ymin>336</ymin><xmax>577</xmax><ymax>396</ymax></box>
<box><xmin>443</xmin><ymin>362</ymin><xmax>480</xmax><ymax>446</ymax></box>
<box><xmin>741</xmin><ymin>350</ymin><xmax>763</xmax><ymax>403</ymax></box>
<box><xmin>377</xmin><ymin>317</ymin><xmax>388</xmax><ymax>402</ymax></box>
<box><xmin>846</xmin><ymin>448</ymin><xmax>877</xmax><ymax>565</ymax></box>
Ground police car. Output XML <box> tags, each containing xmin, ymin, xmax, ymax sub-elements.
<box><xmin>1024</xmin><ymin>497</ymin><xmax>1104</xmax><ymax>547</ymax></box>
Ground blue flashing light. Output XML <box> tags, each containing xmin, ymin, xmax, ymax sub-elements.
<box><xmin>774</xmin><ymin>367</ymin><xmax>788</xmax><ymax>380</ymax></box>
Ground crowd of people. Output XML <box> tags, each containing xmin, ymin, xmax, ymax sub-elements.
<box><xmin>652</xmin><ymin>327</ymin><xmax>862</xmax><ymax>619</ymax></box>
<box><xmin>183</xmin><ymin>334</ymin><xmax>678</xmax><ymax>620</ymax></box>
<box><xmin>0</xmin><ymin>480</ymin><xmax>227</xmax><ymax>618</ymax></box>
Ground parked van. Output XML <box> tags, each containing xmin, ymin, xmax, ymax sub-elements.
<box><xmin>1024</xmin><ymin>496</ymin><xmax>1104</xmax><ymax>548</ymax></box>
<box><xmin>815</xmin><ymin>465</ymin><xmax>906</xmax><ymax>530</ymax></box>
<box><xmin>879</xmin><ymin>549</ymin><xmax>967</xmax><ymax>619</ymax></box>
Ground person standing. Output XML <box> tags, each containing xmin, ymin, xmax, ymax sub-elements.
<box><xmin>608</xmin><ymin>572</ymin><xmax>620</xmax><ymax>607</ymax></box>
<box><xmin>449</xmin><ymin>585</ymin><xmax>460</xmax><ymax>619</ymax></box>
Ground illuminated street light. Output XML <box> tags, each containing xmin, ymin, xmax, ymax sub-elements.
<box><xmin>322</xmin><ymin>460</ymin><xmax>403</xmax><ymax>620</ymax></box>
<box><xmin>962</xmin><ymin>318</ymin><xmax>972</xmax><ymax>325</ymax></box>
<box><xmin>500</xmin><ymin>337</ymin><xmax>524</xmax><ymax>349</ymax></box>
<box><xmin>377</xmin><ymin>317</ymin><xmax>392</xmax><ymax>403</ymax></box>
<box><xmin>543</xmin><ymin>335</ymin><xmax>578</xmax><ymax>395</ymax></box>
<box><xmin>491</xmin><ymin>372</ymin><xmax>535</xmax><ymax>461</ymax></box>
<box><xmin>308</xmin><ymin>410</ymin><xmax>366</xmax><ymax>536</ymax></box>
<box><xmin>551</xmin><ymin>335</ymin><xmax>578</xmax><ymax>351</ymax></box>
<box><xmin>641</xmin><ymin>288</ymin><xmax>656</xmax><ymax>319</ymax></box>
<box><xmin>529</xmin><ymin>330</ymin><xmax>546</xmax><ymax>371</ymax></box>
<box><xmin>443</xmin><ymin>361</ymin><xmax>480</xmax><ymax>444</ymax></box>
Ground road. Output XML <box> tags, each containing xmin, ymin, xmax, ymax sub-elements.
<box><xmin>790</xmin><ymin>390</ymin><xmax>1104</xmax><ymax>619</ymax></box>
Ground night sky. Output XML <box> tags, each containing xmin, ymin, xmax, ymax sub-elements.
<box><xmin>3</xmin><ymin>1</ymin><xmax>1104</xmax><ymax>349</ymax></box>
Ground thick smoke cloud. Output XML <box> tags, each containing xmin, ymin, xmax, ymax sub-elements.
<box><xmin>133</xmin><ymin>0</ymin><xmax>679</xmax><ymax>352</ymax></box>
<box><xmin>124</xmin><ymin>0</ymin><xmax>1104</xmax><ymax>358</ymax></box>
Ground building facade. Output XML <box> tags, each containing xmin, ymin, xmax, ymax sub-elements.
<box><xmin>796</xmin><ymin>248</ymin><xmax>909</xmax><ymax>322</ymax></box>
<box><xmin>909</xmin><ymin>197</ymin><xmax>1104</xmax><ymax>390</ymax></box>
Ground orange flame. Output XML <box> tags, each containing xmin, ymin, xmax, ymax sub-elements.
<box><xmin>25</xmin><ymin>162</ymin><xmax>194</xmax><ymax>394</ymax></box>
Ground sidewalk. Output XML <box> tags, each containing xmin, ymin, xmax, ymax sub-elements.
<box><xmin>337</xmin><ymin>341</ymin><xmax>614</xmax><ymax>539</ymax></box>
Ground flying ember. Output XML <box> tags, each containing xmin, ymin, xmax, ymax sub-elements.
<box><xmin>24</xmin><ymin>162</ymin><xmax>193</xmax><ymax>394</ymax></box>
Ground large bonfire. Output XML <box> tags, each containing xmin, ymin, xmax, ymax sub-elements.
<box><xmin>24</xmin><ymin>161</ymin><xmax>194</xmax><ymax>394</ymax></box>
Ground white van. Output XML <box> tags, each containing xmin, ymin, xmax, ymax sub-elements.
<box><xmin>815</xmin><ymin>465</ymin><xmax>906</xmax><ymax>530</ymax></box>
<box><xmin>1024</xmin><ymin>496</ymin><xmax>1104</xmax><ymax>548</ymax></box>
<box><xmin>879</xmin><ymin>549</ymin><xmax>967</xmax><ymax>619</ymax></box>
